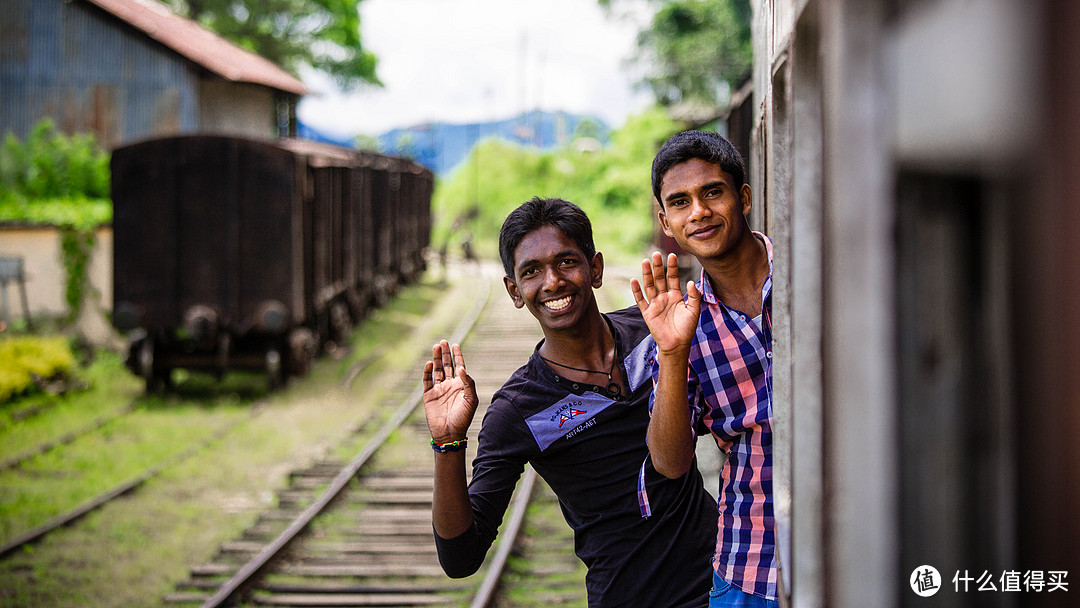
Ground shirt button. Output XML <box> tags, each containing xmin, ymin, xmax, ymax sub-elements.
<box><xmin>766</xmin><ymin>351</ymin><xmax>773</xmax><ymax>359</ymax></box>
<box><xmin>739</xmin><ymin>315</ymin><xmax>746</xmax><ymax>322</ymax></box>
<box><xmin>572</xmin><ymin>383</ymin><xmax>579</xmax><ymax>389</ymax></box>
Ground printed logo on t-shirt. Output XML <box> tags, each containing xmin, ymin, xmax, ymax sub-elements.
<box><xmin>525</xmin><ymin>391</ymin><xmax>615</xmax><ymax>450</ymax></box>
<box><xmin>624</xmin><ymin>335</ymin><xmax>655</xmax><ymax>392</ymax></box>
<box><xmin>558</xmin><ymin>408</ymin><xmax>587</xmax><ymax>428</ymax></box>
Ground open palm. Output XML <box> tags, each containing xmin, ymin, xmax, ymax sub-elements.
<box><xmin>631</xmin><ymin>252</ymin><xmax>702</xmax><ymax>355</ymax></box>
<box><xmin>422</xmin><ymin>340</ymin><xmax>479</xmax><ymax>444</ymax></box>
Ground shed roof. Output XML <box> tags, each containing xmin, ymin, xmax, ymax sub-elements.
<box><xmin>83</xmin><ymin>0</ymin><xmax>308</xmax><ymax>95</ymax></box>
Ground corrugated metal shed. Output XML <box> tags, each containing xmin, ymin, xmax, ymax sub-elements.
<box><xmin>84</xmin><ymin>0</ymin><xmax>306</xmax><ymax>96</ymax></box>
<box><xmin>0</xmin><ymin>0</ymin><xmax>307</xmax><ymax>148</ymax></box>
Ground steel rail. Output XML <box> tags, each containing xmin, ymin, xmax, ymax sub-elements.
<box><xmin>469</xmin><ymin>465</ymin><xmax>539</xmax><ymax>608</ymax></box>
<box><xmin>0</xmin><ymin>412</ymin><xmax>245</xmax><ymax>558</ymax></box>
<box><xmin>0</xmin><ymin>400</ymin><xmax>140</xmax><ymax>471</ymax></box>
<box><xmin>198</xmin><ymin>272</ymin><xmax>493</xmax><ymax>608</ymax></box>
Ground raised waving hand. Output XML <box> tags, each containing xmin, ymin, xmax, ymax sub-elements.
<box><xmin>422</xmin><ymin>340</ymin><xmax>479</xmax><ymax>444</ymax></box>
<box><xmin>630</xmin><ymin>252</ymin><xmax>702</xmax><ymax>356</ymax></box>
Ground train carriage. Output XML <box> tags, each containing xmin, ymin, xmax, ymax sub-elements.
<box><xmin>111</xmin><ymin>134</ymin><xmax>432</xmax><ymax>391</ymax></box>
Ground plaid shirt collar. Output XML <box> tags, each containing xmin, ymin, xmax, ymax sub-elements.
<box><xmin>699</xmin><ymin>231</ymin><xmax>774</xmax><ymax>309</ymax></box>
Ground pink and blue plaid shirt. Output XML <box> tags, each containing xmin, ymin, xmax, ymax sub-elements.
<box><xmin>650</xmin><ymin>233</ymin><xmax>776</xmax><ymax>600</ymax></box>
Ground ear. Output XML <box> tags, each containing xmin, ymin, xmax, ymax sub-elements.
<box><xmin>658</xmin><ymin>208</ymin><xmax>674</xmax><ymax>237</ymax></box>
<box><xmin>740</xmin><ymin>183</ymin><xmax>752</xmax><ymax>217</ymax></box>
<box><xmin>590</xmin><ymin>251</ymin><xmax>605</xmax><ymax>289</ymax></box>
<box><xmin>504</xmin><ymin>276</ymin><xmax>525</xmax><ymax>309</ymax></box>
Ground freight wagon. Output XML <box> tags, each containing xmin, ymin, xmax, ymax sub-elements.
<box><xmin>110</xmin><ymin>135</ymin><xmax>432</xmax><ymax>391</ymax></box>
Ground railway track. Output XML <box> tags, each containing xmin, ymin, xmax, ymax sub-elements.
<box><xmin>0</xmin><ymin>405</ymin><xmax>248</xmax><ymax>559</ymax></box>
<box><xmin>158</xmin><ymin>266</ymin><xmax>591</xmax><ymax>608</ymax></box>
<box><xmin>0</xmin><ymin>400</ymin><xmax>140</xmax><ymax>471</ymax></box>
<box><xmin>0</xmin><ymin>291</ymin><xmax>440</xmax><ymax>561</ymax></box>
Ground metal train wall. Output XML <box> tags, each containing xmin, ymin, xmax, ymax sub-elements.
<box><xmin>746</xmin><ymin>1</ymin><xmax>1079</xmax><ymax>607</ymax></box>
<box><xmin>110</xmin><ymin>135</ymin><xmax>432</xmax><ymax>391</ymax></box>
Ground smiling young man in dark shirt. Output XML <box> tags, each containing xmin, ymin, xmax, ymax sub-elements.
<box><xmin>422</xmin><ymin>197</ymin><xmax>717</xmax><ymax>607</ymax></box>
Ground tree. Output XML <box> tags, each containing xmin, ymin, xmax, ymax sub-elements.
<box><xmin>164</xmin><ymin>0</ymin><xmax>381</xmax><ymax>91</ymax></box>
<box><xmin>601</xmin><ymin>0</ymin><xmax>751</xmax><ymax>108</ymax></box>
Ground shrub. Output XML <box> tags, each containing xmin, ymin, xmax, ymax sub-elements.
<box><xmin>0</xmin><ymin>118</ymin><xmax>112</xmax><ymax>229</ymax></box>
<box><xmin>0</xmin><ymin>336</ymin><xmax>76</xmax><ymax>402</ymax></box>
<box><xmin>0</xmin><ymin>119</ymin><xmax>110</xmax><ymax>200</ymax></box>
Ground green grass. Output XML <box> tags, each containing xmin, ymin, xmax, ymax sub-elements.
<box><xmin>0</xmin><ymin>350</ymin><xmax>141</xmax><ymax>460</ymax></box>
<box><xmin>0</xmin><ymin>269</ymin><xmax>485</xmax><ymax>607</ymax></box>
<box><xmin>0</xmin><ymin>400</ymin><xmax>249</xmax><ymax>543</ymax></box>
<box><xmin>329</xmin><ymin>275</ymin><xmax>477</xmax><ymax>465</ymax></box>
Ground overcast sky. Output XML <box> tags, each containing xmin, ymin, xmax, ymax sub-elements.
<box><xmin>296</xmin><ymin>0</ymin><xmax>654</xmax><ymax>138</ymax></box>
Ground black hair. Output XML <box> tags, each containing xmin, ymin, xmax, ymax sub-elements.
<box><xmin>498</xmin><ymin>197</ymin><xmax>595</xmax><ymax>278</ymax></box>
<box><xmin>651</xmin><ymin>130</ymin><xmax>746</xmax><ymax>206</ymax></box>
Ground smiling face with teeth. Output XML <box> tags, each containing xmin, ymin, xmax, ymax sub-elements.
<box><xmin>504</xmin><ymin>224</ymin><xmax>604</xmax><ymax>332</ymax></box>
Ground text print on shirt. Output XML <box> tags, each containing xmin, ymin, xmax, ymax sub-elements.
<box><xmin>525</xmin><ymin>392</ymin><xmax>616</xmax><ymax>451</ymax></box>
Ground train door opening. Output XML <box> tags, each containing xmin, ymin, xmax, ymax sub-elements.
<box><xmin>895</xmin><ymin>173</ymin><xmax>1016</xmax><ymax>608</ymax></box>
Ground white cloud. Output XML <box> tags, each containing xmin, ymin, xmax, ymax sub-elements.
<box><xmin>297</xmin><ymin>0</ymin><xmax>653</xmax><ymax>137</ymax></box>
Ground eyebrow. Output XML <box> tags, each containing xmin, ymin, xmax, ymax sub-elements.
<box><xmin>663</xmin><ymin>179</ymin><xmax>729</xmax><ymax>204</ymax></box>
<box><xmin>515</xmin><ymin>249</ymin><xmax>582</xmax><ymax>273</ymax></box>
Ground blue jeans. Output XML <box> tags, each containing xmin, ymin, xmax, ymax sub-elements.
<box><xmin>709</xmin><ymin>572</ymin><xmax>779</xmax><ymax>608</ymax></box>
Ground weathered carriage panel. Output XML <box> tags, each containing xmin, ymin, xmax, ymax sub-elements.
<box><xmin>368</xmin><ymin>157</ymin><xmax>397</xmax><ymax>301</ymax></box>
<box><xmin>112</xmin><ymin>137</ymin><xmax>183</xmax><ymax>329</ymax></box>
<box><xmin>232</xmin><ymin>139</ymin><xmax>301</xmax><ymax>327</ymax></box>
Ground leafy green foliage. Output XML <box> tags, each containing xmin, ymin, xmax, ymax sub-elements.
<box><xmin>59</xmin><ymin>229</ymin><xmax>98</xmax><ymax>324</ymax></box>
<box><xmin>639</xmin><ymin>0</ymin><xmax>751</xmax><ymax>106</ymax></box>
<box><xmin>0</xmin><ymin>337</ymin><xmax>76</xmax><ymax>403</ymax></box>
<box><xmin>602</xmin><ymin>0</ymin><xmax>752</xmax><ymax>108</ymax></box>
<box><xmin>0</xmin><ymin>198</ymin><xmax>110</xmax><ymax>231</ymax></box>
<box><xmin>165</xmin><ymin>0</ymin><xmax>381</xmax><ymax>91</ymax></box>
<box><xmin>0</xmin><ymin>119</ymin><xmax>110</xmax><ymax>204</ymax></box>
<box><xmin>431</xmin><ymin>107</ymin><xmax>680</xmax><ymax>268</ymax></box>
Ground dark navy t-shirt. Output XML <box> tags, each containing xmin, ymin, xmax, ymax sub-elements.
<box><xmin>434</xmin><ymin>307</ymin><xmax>717</xmax><ymax>608</ymax></box>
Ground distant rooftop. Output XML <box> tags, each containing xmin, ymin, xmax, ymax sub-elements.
<box><xmin>84</xmin><ymin>0</ymin><xmax>308</xmax><ymax>95</ymax></box>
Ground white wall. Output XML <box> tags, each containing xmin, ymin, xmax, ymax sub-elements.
<box><xmin>0</xmin><ymin>225</ymin><xmax>120</xmax><ymax>346</ymax></box>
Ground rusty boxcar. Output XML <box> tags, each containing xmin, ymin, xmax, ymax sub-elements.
<box><xmin>111</xmin><ymin>135</ymin><xmax>432</xmax><ymax>391</ymax></box>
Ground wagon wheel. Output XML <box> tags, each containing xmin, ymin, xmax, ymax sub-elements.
<box><xmin>329</xmin><ymin>301</ymin><xmax>352</xmax><ymax>349</ymax></box>
<box><xmin>266</xmin><ymin>346</ymin><xmax>285</xmax><ymax>391</ymax></box>
<box><xmin>138</xmin><ymin>337</ymin><xmax>169</xmax><ymax>393</ymax></box>
<box><xmin>215</xmin><ymin>334</ymin><xmax>231</xmax><ymax>381</ymax></box>
<box><xmin>345</xmin><ymin>290</ymin><xmax>365</xmax><ymax>323</ymax></box>
<box><xmin>287</xmin><ymin>327</ymin><xmax>316</xmax><ymax>377</ymax></box>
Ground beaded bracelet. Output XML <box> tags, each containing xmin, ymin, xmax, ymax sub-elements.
<box><xmin>431</xmin><ymin>438</ymin><xmax>468</xmax><ymax>453</ymax></box>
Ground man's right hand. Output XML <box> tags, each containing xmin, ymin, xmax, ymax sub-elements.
<box><xmin>630</xmin><ymin>251</ymin><xmax>702</xmax><ymax>357</ymax></box>
<box><xmin>422</xmin><ymin>340</ymin><xmax>478</xmax><ymax>444</ymax></box>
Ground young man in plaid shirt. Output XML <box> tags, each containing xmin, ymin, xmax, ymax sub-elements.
<box><xmin>632</xmin><ymin>131</ymin><xmax>778</xmax><ymax>607</ymax></box>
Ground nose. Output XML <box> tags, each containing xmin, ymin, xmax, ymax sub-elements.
<box><xmin>688</xmin><ymin>196</ymin><xmax>711</xmax><ymax>222</ymax></box>
<box><xmin>541</xmin><ymin>265</ymin><xmax>563</xmax><ymax>292</ymax></box>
